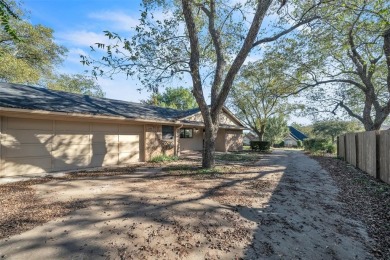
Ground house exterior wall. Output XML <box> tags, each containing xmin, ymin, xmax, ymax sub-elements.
<box><xmin>215</xmin><ymin>129</ymin><xmax>226</xmax><ymax>152</ymax></box>
<box><xmin>284</xmin><ymin>136</ymin><xmax>297</xmax><ymax>147</ymax></box>
<box><xmin>180</xmin><ymin>128</ymin><xmax>203</xmax><ymax>151</ymax></box>
<box><xmin>0</xmin><ymin>116</ymin><xmax>147</xmax><ymax>177</ymax></box>
<box><xmin>144</xmin><ymin>124</ymin><xmax>176</xmax><ymax>161</ymax></box>
<box><xmin>225</xmin><ymin>130</ymin><xmax>243</xmax><ymax>151</ymax></box>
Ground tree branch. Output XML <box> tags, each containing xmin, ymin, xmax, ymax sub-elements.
<box><xmin>252</xmin><ymin>16</ymin><xmax>319</xmax><ymax>48</ymax></box>
<box><xmin>213</xmin><ymin>0</ymin><xmax>273</xmax><ymax>116</ymax></box>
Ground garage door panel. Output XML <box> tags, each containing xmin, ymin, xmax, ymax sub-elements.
<box><xmin>119</xmin><ymin>152</ymin><xmax>139</xmax><ymax>164</ymax></box>
<box><xmin>119</xmin><ymin>142</ymin><xmax>140</xmax><ymax>153</ymax></box>
<box><xmin>52</xmin><ymin>144</ymin><xmax>90</xmax><ymax>158</ymax></box>
<box><xmin>1</xmin><ymin>130</ymin><xmax>53</xmax><ymax>145</ymax></box>
<box><xmin>119</xmin><ymin>134</ymin><xmax>139</xmax><ymax>143</ymax></box>
<box><xmin>92</xmin><ymin>143</ymin><xmax>118</xmax><ymax>155</ymax></box>
<box><xmin>91</xmin><ymin>133</ymin><xmax>118</xmax><ymax>143</ymax></box>
<box><xmin>91</xmin><ymin>123</ymin><xmax>118</xmax><ymax>132</ymax></box>
<box><xmin>90</xmin><ymin>153</ymin><xmax>118</xmax><ymax>166</ymax></box>
<box><xmin>53</xmin><ymin>155</ymin><xmax>91</xmax><ymax>170</ymax></box>
<box><xmin>2</xmin><ymin>157</ymin><xmax>51</xmax><ymax>175</ymax></box>
<box><xmin>52</xmin><ymin>134</ymin><xmax>90</xmax><ymax>146</ymax></box>
<box><xmin>3</xmin><ymin>144</ymin><xmax>51</xmax><ymax>158</ymax></box>
<box><xmin>55</xmin><ymin>121</ymin><xmax>89</xmax><ymax>132</ymax></box>
<box><xmin>1</xmin><ymin>117</ymin><xmax>143</xmax><ymax>177</ymax></box>
<box><xmin>7</xmin><ymin>117</ymin><xmax>52</xmax><ymax>130</ymax></box>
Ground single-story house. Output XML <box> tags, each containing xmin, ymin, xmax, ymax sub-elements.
<box><xmin>284</xmin><ymin>126</ymin><xmax>308</xmax><ymax>147</ymax></box>
<box><xmin>0</xmin><ymin>83</ymin><xmax>244</xmax><ymax>177</ymax></box>
<box><xmin>243</xmin><ymin>132</ymin><xmax>258</xmax><ymax>146</ymax></box>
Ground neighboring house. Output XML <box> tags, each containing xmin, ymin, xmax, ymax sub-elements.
<box><xmin>243</xmin><ymin>132</ymin><xmax>258</xmax><ymax>146</ymax></box>
<box><xmin>0</xmin><ymin>83</ymin><xmax>245</xmax><ymax>177</ymax></box>
<box><xmin>284</xmin><ymin>126</ymin><xmax>308</xmax><ymax>147</ymax></box>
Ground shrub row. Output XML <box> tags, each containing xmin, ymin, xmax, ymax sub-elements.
<box><xmin>303</xmin><ymin>138</ymin><xmax>336</xmax><ymax>154</ymax></box>
<box><xmin>250</xmin><ymin>141</ymin><xmax>271</xmax><ymax>151</ymax></box>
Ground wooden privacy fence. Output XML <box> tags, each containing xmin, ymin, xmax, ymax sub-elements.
<box><xmin>337</xmin><ymin>129</ymin><xmax>390</xmax><ymax>185</ymax></box>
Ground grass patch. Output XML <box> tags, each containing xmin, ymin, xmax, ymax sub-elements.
<box><xmin>149</xmin><ymin>155</ymin><xmax>179</xmax><ymax>163</ymax></box>
<box><xmin>162</xmin><ymin>164</ymin><xmax>244</xmax><ymax>177</ymax></box>
<box><xmin>215</xmin><ymin>152</ymin><xmax>261</xmax><ymax>163</ymax></box>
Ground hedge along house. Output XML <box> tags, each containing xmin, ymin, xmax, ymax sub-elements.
<box><xmin>0</xmin><ymin>83</ymin><xmax>245</xmax><ymax>177</ymax></box>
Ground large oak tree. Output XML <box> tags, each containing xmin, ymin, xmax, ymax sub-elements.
<box><xmin>230</xmin><ymin>59</ymin><xmax>300</xmax><ymax>141</ymax></box>
<box><xmin>270</xmin><ymin>0</ymin><xmax>390</xmax><ymax>130</ymax></box>
<box><xmin>82</xmin><ymin>0</ymin><xmax>322</xmax><ymax>168</ymax></box>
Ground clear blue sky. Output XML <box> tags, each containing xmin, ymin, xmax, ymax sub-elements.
<box><xmin>23</xmin><ymin>0</ymin><xmax>311</xmax><ymax>124</ymax></box>
<box><xmin>24</xmin><ymin>0</ymin><xmax>151</xmax><ymax>102</ymax></box>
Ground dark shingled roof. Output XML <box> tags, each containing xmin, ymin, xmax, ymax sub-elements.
<box><xmin>0</xmin><ymin>83</ymin><xmax>200</xmax><ymax>122</ymax></box>
<box><xmin>288</xmin><ymin>126</ymin><xmax>308</xmax><ymax>141</ymax></box>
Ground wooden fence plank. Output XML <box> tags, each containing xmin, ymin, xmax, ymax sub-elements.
<box><xmin>338</xmin><ymin>135</ymin><xmax>345</xmax><ymax>159</ymax></box>
<box><xmin>379</xmin><ymin>130</ymin><xmax>390</xmax><ymax>184</ymax></box>
<box><xmin>365</xmin><ymin>131</ymin><xmax>377</xmax><ymax>178</ymax></box>
<box><xmin>345</xmin><ymin>133</ymin><xmax>357</xmax><ymax>166</ymax></box>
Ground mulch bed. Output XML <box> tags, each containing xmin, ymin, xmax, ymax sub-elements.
<box><xmin>0</xmin><ymin>166</ymin><xmax>138</xmax><ymax>239</ymax></box>
<box><xmin>312</xmin><ymin>156</ymin><xmax>390</xmax><ymax>259</ymax></box>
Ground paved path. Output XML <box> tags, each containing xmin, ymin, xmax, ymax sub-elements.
<box><xmin>0</xmin><ymin>150</ymin><xmax>373</xmax><ymax>259</ymax></box>
<box><xmin>242</xmin><ymin>150</ymin><xmax>373</xmax><ymax>259</ymax></box>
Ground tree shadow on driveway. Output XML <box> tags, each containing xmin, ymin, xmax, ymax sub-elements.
<box><xmin>0</xmin><ymin>150</ymin><xmax>373</xmax><ymax>259</ymax></box>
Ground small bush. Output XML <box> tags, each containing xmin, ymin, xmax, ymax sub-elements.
<box><xmin>303</xmin><ymin>138</ymin><xmax>332</xmax><ymax>153</ymax></box>
<box><xmin>296</xmin><ymin>140</ymin><xmax>303</xmax><ymax>148</ymax></box>
<box><xmin>150</xmin><ymin>154</ymin><xmax>179</xmax><ymax>163</ymax></box>
<box><xmin>326</xmin><ymin>143</ymin><xmax>336</xmax><ymax>154</ymax></box>
<box><xmin>250</xmin><ymin>141</ymin><xmax>271</xmax><ymax>151</ymax></box>
<box><xmin>279</xmin><ymin>141</ymin><xmax>285</xmax><ymax>147</ymax></box>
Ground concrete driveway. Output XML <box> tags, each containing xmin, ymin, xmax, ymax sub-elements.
<box><xmin>0</xmin><ymin>150</ymin><xmax>373</xmax><ymax>259</ymax></box>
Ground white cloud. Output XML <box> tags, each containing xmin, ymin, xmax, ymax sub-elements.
<box><xmin>65</xmin><ymin>48</ymin><xmax>88</xmax><ymax>64</ymax></box>
<box><xmin>88</xmin><ymin>11</ymin><xmax>139</xmax><ymax>31</ymax></box>
<box><xmin>57</xmin><ymin>30</ymin><xmax>111</xmax><ymax>47</ymax></box>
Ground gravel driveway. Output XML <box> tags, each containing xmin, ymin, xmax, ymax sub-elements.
<box><xmin>0</xmin><ymin>150</ymin><xmax>373</xmax><ymax>259</ymax></box>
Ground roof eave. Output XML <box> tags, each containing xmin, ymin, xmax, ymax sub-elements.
<box><xmin>0</xmin><ymin>107</ymin><xmax>182</xmax><ymax>125</ymax></box>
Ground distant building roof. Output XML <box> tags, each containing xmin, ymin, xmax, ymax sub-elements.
<box><xmin>288</xmin><ymin>126</ymin><xmax>308</xmax><ymax>141</ymax></box>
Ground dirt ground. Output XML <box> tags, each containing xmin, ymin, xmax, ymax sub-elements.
<box><xmin>0</xmin><ymin>150</ymin><xmax>376</xmax><ymax>259</ymax></box>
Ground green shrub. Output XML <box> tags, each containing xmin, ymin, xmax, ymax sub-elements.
<box><xmin>303</xmin><ymin>138</ymin><xmax>332</xmax><ymax>153</ymax></box>
<box><xmin>296</xmin><ymin>140</ymin><xmax>303</xmax><ymax>148</ymax></box>
<box><xmin>279</xmin><ymin>141</ymin><xmax>285</xmax><ymax>147</ymax></box>
<box><xmin>150</xmin><ymin>154</ymin><xmax>179</xmax><ymax>163</ymax></box>
<box><xmin>250</xmin><ymin>141</ymin><xmax>271</xmax><ymax>151</ymax></box>
<box><xmin>326</xmin><ymin>143</ymin><xmax>336</xmax><ymax>154</ymax></box>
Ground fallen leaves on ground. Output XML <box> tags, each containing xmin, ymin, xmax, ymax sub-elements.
<box><xmin>312</xmin><ymin>156</ymin><xmax>390</xmax><ymax>260</ymax></box>
<box><xmin>0</xmin><ymin>166</ymin><xmax>138</xmax><ymax>239</ymax></box>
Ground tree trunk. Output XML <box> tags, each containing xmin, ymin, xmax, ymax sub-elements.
<box><xmin>202</xmin><ymin>122</ymin><xmax>218</xmax><ymax>168</ymax></box>
<box><xmin>256</xmin><ymin>124</ymin><xmax>266</xmax><ymax>141</ymax></box>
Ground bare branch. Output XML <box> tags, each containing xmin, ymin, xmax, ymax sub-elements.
<box><xmin>252</xmin><ymin>16</ymin><xmax>319</xmax><ymax>48</ymax></box>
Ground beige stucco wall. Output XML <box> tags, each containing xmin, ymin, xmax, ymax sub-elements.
<box><xmin>215</xmin><ymin>129</ymin><xmax>226</xmax><ymax>152</ymax></box>
<box><xmin>0</xmin><ymin>116</ymin><xmax>145</xmax><ymax>177</ymax></box>
<box><xmin>178</xmin><ymin>128</ymin><xmax>243</xmax><ymax>152</ymax></box>
<box><xmin>144</xmin><ymin>124</ymin><xmax>176</xmax><ymax>161</ymax></box>
<box><xmin>225</xmin><ymin>130</ymin><xmax>243</xmax><ymax>151</ymax></box>
<box><xmin>180</xmin><ymin>128</ymin><xmax>203</xmax><ymax>151</ymax></box>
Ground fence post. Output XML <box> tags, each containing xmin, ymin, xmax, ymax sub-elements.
<box><xmin>337</xmin><ymin>136</ymin><xmax>340</xmax><ymax>157</ymax></box>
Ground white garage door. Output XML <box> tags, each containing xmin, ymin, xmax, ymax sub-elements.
<box><xmin>0</xmin><ymin>116</ymin><xmax>143</xmax><ymax>177</ymax></box>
